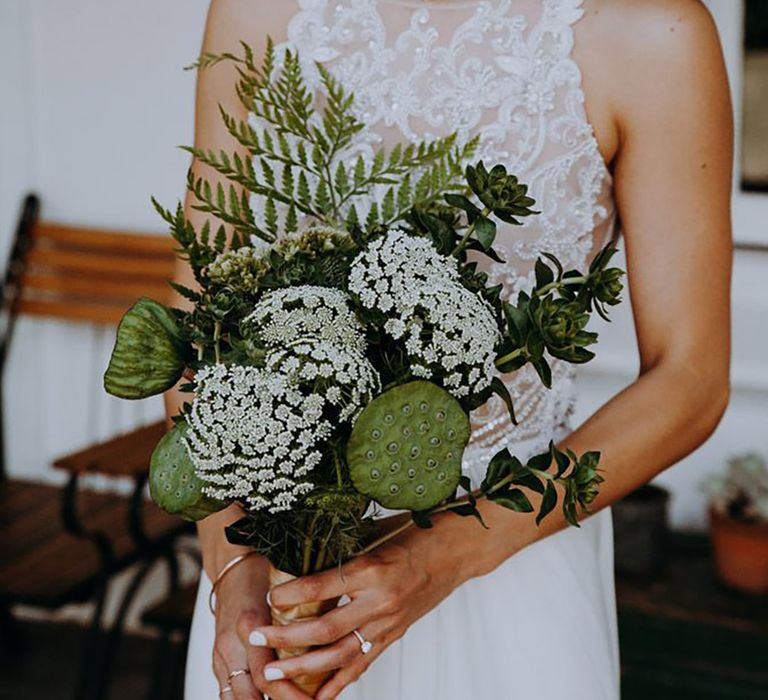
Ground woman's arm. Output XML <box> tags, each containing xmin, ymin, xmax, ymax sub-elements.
<box><xmin>164</xmin><ymin>2</ymin><xmax>310</xmax><ymax>698</ymax></box>
<box><xmin>240</xmin><ymin>3</ymin><xmax>733</xmax><ymax>697</ymax></box>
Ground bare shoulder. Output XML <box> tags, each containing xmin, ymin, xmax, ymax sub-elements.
<box><xmin>203</xmin><ymin>0</ymin><xmax>299</xmax><ymax>54</ymax></box>
<box><xmin>582</xmin><ymin>0</ymin><xmax>722</xmax><ymax>73</ymax></box>
<box><xmin>582</xmin><ymin>0</ymin><xmax>729</xmax><ymax>134</ymax></box>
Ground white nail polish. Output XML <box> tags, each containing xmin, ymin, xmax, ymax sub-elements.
<box><xmin>264</xmin><ymin>667</ymin><xmax>285</xmax><ymax>681</ymax></box>
<box><xmin>248</xmin><ymin>630</ymin><xmax>268</xmax><ymax>646</ymax></box>
<box><xmin>266</xmin><ymin>590</ymin><xmax>273</xmax><ymax>608</ymax></box>
<box><xmin>337</xmin><ymin>594</ymin><xmax>351</xmax><ymax>606</ymax></box>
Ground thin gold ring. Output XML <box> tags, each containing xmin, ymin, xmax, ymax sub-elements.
<box><xmin>227</xmin><ymin>668</ymin><xmax>251</xmax><ymax>681</ymax></box>
<box><xmin>219</xmin><ymin>684</ymin><xmax>233</xmax><ymax>695</ymax></box>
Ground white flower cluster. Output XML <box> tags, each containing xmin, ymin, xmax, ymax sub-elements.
<box><xmin>267</xmin><ymin>339</ymin><xmax>380</xmax><ymax>422</ymax></box>
<box><xmin>184</xmin><ymin>364</ymin><xmax>332</xmax><ymax>513</ymax></box>
<box><xmin>349</xmin><ymin>229</ymin><xmax>500</xmax><ymax>398</ymax></box>
<box><xmin>185</xmin><ymin>286</ymin><xmax>381</xmax><ymax>513</ymax></box>
<box><xmin>244</xmin><ymin>285</ymin><xmax>366</xmax><ymax>352</ymax></box>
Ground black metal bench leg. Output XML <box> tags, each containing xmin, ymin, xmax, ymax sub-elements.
<box><xmin>73</xmin><ymin>576</ymin><xmax>110</xmax><ymax>700</ymax></box>
<box><xmin>0</xmin><ymin>603</ymin><xmax>26</xmax><ymax>659</ymax></box>
<box><xmin>90</xmin><ymin>555</ymin><xmax>160</xmax><ymax>700</ymax></box>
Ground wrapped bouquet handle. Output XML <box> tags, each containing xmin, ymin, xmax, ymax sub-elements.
<box><xmin>267</xmin><ymin>566</ymin><xmax>339</xmax><ymax>696</ymax></box>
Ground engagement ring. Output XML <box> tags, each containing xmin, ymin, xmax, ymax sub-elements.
<box><xmin>352</xmin><ymin>629</ymin><xmax>373</xmax><ymax>654</ymax></box>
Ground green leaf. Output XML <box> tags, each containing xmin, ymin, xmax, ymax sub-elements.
<box><xmin>536</xmin><ymin>481</ymin><xmax>557</xmax><ymax>525</ymax></box>
<box><xmin>489</xmin><ymin>488</ymin><xmax>534</xmax><ymax>513</ymax></box>
<box><xmin>412</xmin><ymin>511</ymin><xmax>434</xmax><ymax>529</ymax></box>
<box><xmin>451</xmin><ymin>503</ymin><xmax>489</xmax><ymax>528</ymax></box>
<box><xmin>490</xmin><ymin>376</ymin><xmax>517</xmax><ymax>425</ymax></box>
<box><xmin>511</xmin><ymin>471</ymin><xmax>545</xmax><ymax>495</ymax></box>
<box><xmin>481</xmin><ymin>448</ymin><xmax>515</xmax><ymax>492</ymax></box>
<box><xmin>535</xmin><ymin>258</ymin><xmax>554</xmax><ymax>288</ymax></box>
<box><xmin>381</xmin><ymin>187</ymin><xmax>395</xmax><ymax>222</ymax></box>
<box><xmin>552</xmin><ymin>444</ymin><xmax>571</xmax><ymax>477</ymax></box>
<box><xmin>445</xmin><ymin>193</ymin><xmax>481</xmax><ymax>216</ymax></box>
<box><xmin>541</xmin><ymin>252</ymin><xmax>564</xmax><ymax>280</ymax></box>
<box><xmin>168</xmin><ymin>281</ymin><xmax>200</xmax><ymax>303</ymax></box>
<box><xmin>474</xmin><ymin>217</ymin><xmax>497</xmax><ymax>250</ymax></box>
<box><xmin>334</xmin><ymin>160</ymin><xmax>349</xmax><ymax>195</ymax></box>
<box><xmin>527</xmin><ymin>450</ymin><xmax>552</xmax><ymax>472</ymax></box>
<box><xmin>532</xmin><ymin>357</ymin><xmax>552</xmax><ymax>389</ymax></box>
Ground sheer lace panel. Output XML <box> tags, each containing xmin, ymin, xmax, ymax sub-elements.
<box><xmin>273</xmin><ymin>0</ymin><xmax>617</xmax><ymax>460</ymax></box>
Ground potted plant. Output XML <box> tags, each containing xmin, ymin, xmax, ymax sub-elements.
<box><xmin>612</xmin><ymin>483</ymin><xmax>670</xmax><ymax>577</ymax></box>
<box><xmin>703</xmin><ymin>452</ymin><xmax>768</xmax><ymax>594</ymax></box>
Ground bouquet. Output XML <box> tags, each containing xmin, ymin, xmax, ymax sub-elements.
<box><xmin>104</xmin><ymin>40</ymin><xmax>624</xmax><ymax>694</ymax></box>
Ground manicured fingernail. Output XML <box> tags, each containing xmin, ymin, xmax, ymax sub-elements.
<box><xmin>266</xmin><ymin>590</ymin><xmax>273</xmax><ymax>608</ymax></box>
<box><xmin>338</xmin><ymin>593</ymin><xmax>351</xmax><ymax>606</ymax></box>
<box><xmin>264</xmin><ymin>666</ymin><xmax>285</xmax><ymax>681</ymax></box>
<box><xmin>248</xmin><ymin>630</ymin><xmax>267</xmax><ymax>646</ymax></box>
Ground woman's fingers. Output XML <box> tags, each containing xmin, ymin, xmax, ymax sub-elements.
<box><xmin>263</xmin><ymin>633</ymin><xmax>359</xmax><ymax>681</ymax></box>
<box><xmin>268</xmin><ymin>561</ymin><xmax>366</xmax><ymax>610</ymax></box>
<box><xmin>213</xmin><ymin>653</ymin><xmax>263</xmax><ymax>700</ymax></box>
<box><xmin>314</xmin><ymin>634</ymin><xmax>386</xmax><ymax>700</ymax></box>
<box><xmin>239</xmin><ymin>599</ymin><xmax>370</xmax><ymax>650</ymax></box>
<box><xmin>259</xmin><ymin>622</ymin><xmax>387</xmax><ymax>683</ymax></box>
<box><xmin>228</xmin><ymin>669</ymin><xmax>262</xmax><ymax>700</ymax></box>
<box><xmin>213</xmin><ymin>650</ymin><xmax>240</xmax><ymax>699</ymax></box>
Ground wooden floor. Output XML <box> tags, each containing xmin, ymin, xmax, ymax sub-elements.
<box><xmin>0</xmin><ymin>620</ymin><xmax>184</xmax><ymax>700</ymax></box>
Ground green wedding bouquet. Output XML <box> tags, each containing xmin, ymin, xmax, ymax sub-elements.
<box><xmin>104</xmin><ymin>38</ymin><xmax>624</xmax><ymax>692</ymax></box>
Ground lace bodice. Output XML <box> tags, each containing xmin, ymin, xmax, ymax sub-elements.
<box><xmin>275</xmin><ymin>0</ymin><xmax>617</xmax><ymax>468</ymax></box>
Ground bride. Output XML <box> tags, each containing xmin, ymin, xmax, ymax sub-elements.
<box><xmin>167</xmin><ymin>1</ymin><xmax>733</xmax><ymax>698</ymax></box>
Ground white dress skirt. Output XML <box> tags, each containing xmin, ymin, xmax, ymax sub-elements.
<box><xmin>185</xmin><ymin>0</ymin><xmax>622</xmax><ymax>696</ymax></box>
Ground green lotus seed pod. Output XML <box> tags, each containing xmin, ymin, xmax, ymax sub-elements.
<box><xmin>104</xmin><ymin>297</ymin><xmax>189</xmax><ymax>400</ymax></box>
<box><xmin>347</xmin><ymin>381</ymin><xmax>470</xmax><ymax>510</ymax></box>
<box><xmin>149</xmin><ymin>422</ymin><xmax>227</xmax><ymax>521</ymax></box>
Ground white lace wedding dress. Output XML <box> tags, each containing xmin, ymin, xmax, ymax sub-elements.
<box><xmin>186</xmin><ymin>1</ymin><xmax>620</xmax><ymax>697</ymax></box>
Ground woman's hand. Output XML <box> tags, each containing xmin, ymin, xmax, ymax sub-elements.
<box><xmin>238</xmin><ymin>517</ymin><xmax>474</xmax><ymax>700</ymax></box>
<box><xmin>213</xmin><ymin>554</ymin><xmax>312</xmax><ymax>700</ymax></box>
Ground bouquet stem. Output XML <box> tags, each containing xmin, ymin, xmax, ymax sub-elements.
<box><xmin>268</xmin><ymin>565</ymin><xmax>339</xmax><ymax>696</ymax></box>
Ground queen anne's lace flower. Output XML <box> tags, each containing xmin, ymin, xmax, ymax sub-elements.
<box><xmin>244</xmin><ymin>285</ymin><xmax>366</xmax><ymax>352</ymax></box>
<box><xmin>349</xmin><ymin>229</ymin><xmax>500</xmax><ymax>398</ymax></box>
<box><xmin>184</xmin><ymin>363</ymin><xmax>332</xmax><ymax>513</ymax></box>
<box><xmin>267</xmin><ymin>338</ymin><xmax>381</xmax><ymax>422</ymax></box>
<box><xmin>348</xmin><ymin>229</ymin><xmax>461</xmax><ymax>311</ymax></box>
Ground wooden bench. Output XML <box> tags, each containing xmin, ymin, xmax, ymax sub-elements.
<box><xmin>0</xmin><ymin>194</ymin><xmax>191</xmax><ymax>700</ymax></box>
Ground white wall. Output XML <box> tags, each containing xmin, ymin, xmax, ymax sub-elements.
<box><xmin>0</xmin><ymin>0</ymin><xmax>210</xmax><ymax>481</ymax></box>
<box><xmin>0</xmin><ymin>0</ymin><xmax>765</xmax><ymax>529</ymax></box>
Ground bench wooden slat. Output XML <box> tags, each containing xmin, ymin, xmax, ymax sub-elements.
<box><xmin>34</xmin><ymin>222</ymin><xmax>175</xmax><ymax>256</ymax></box>
<box><xmin>20</xmin><ymin>272</ymin><xmax>170</xmax><ymax>303</ymax></box>
<box><xmin>0</xmin><ymin>481</ymin><xmax>53</xmax><ymax>526</ymax></box>
<box><xmin>0</xmin><ymin>484</ymin><xmax>124</xmax><ymax>566</ymax></box>
<box><xmin>0</xmin><ymin>498</ymin><xmax>185</xmax><ymax>606</ymax></box>
<box><xmin>26</xmin><ymin>247</ymin><xmax>174</xmax><ymax>279</ymax></box>
<box><xmin>53</xmin><ymin>420</ymin><xmax>168</xmax><ymax>477</ymax></box>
